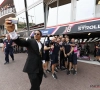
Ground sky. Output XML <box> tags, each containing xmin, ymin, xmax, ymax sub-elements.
<box><xmin>0</xmin><ymin>0</ymin><xmax>96</xmax><ymax>27</ymax></box>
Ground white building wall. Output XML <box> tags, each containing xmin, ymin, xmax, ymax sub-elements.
<box><xmin>13</xmin><ymin>0</ymin><xmax>98</xmax><ymax>28</ymax></box>
<box><xmin>95</xmin><ymin>5</ymin><xmax>100</xmax><ymax>18</ymax></box>
<box><xmin>76</xmin><ymin>0</ymin><xmax>95</xmax><ymax>21</ymax></box>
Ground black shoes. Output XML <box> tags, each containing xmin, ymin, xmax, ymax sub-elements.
<box><xmin>54</xmin><ymin>67</ymin><xmax>58</xmax><ymax>73</ymax></box>
<box><xmin>67</xmin><ymin>70</ymin><xmax>71</xmax><ymax>75</ymax></box>
<box><xmin>96</xmin><ymin>60</ymin><xmax>100</xmax><ymax>63</ymax></box>
<box><xmin>52</xmin><ymin>73</ymin><xmax>57</xmax><ymax>79</ymax></box>
<box><xmin>12</xmin><ymin>59</ymin><xmax>14</xmax><ymax>61</ymax></box>
<box><xmin>46</xmin><ymin>69</ymin><xmax>51</xmax><ymax>73</ymax></box>
<box><xmin>4</xmin><ymin>62</ymin><xmax>9</xmax><ymax>65</ymax></box>
<box><xmin>67</xmin><ymin>70</ymin><xmax>77</xmax><ymax>75</ymax></box>
<box><xmin>43</xmin><ymin>72</ymin><xmax>47</xmax><ymax>78</ymax></box>
<box><xmin>97</xmin><ymin>60</ymin><xmax>100</xmax><ymax>63</ymax></box>
<box><xmin>73</xmin><ymin>70</ymin><xmax>77</xmax><ymax>75</ymax></box>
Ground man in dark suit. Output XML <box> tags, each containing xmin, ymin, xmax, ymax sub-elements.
<box><xmin>5</xmin><ymin>18</ymin><xmax>43</xmax><ymax>90</ymax></box>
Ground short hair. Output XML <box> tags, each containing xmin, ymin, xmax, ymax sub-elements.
<box><xmin>35</xmin><ymin>30</ymin><xmax>42</xmax><ymax>36</ymax></box>
<box><xmin>71</xmin><ymin>38</ymin><xmax>75</xmax><ymax>40</ymax></box>
<box><xmin>66</xmin><ymin>36</ymin><xmax>69</xmax><ymax>39</ymax></box>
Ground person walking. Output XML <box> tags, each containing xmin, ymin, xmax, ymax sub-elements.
<box><xmin>2</xmin><ymin>34</ymin><xmax>14</xmax><ymax>64</ymax></box>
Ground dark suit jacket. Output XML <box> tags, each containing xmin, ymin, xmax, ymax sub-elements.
<box><xmin>13</xmin><ymin>38</ymin><xmax>44</xmax><ymax>73</ymax></box>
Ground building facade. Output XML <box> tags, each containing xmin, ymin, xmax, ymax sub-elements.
<box><xmin>0</xmin><ymin>0</ymin><xmax>16</xmax><ymax>37</ymax></box>
<box><xmin>0</xmin><ymin>0</ymin><xmax>100</xmax><ymax>37</ymax></box>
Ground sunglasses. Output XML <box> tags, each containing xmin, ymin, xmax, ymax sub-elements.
<box><xmin>34</xmin><ymin>33</ymin><xmax>40</xmax><ymax>35</ymax></box>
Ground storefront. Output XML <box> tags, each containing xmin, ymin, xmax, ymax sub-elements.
<box><xmin>30</xmin><ymin>18</ymin><xmax>100</xmax><ymax>38</ymax></box>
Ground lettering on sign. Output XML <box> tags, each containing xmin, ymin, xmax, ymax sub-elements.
<box><xmin>78</xmin><ymin>24</ymin><xmax>100</xmax><ymax>31</ymax></box>
<box><xmin>42</xmin><ymin>30</ymin><xmax>48</xmax><ymax>35</ymax></box>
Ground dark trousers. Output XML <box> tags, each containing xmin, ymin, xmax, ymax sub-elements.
<box><xmin>28</xmin><ymin>72</ymin><xmax>43</xmax><ymax>90</ymax></box>
<box><xmin>60</xmin><ymin>54</ymin><xmax>65</xmax><ymax>68</ymax></box>
<box><xmin>5</xmin><ymin>49</ymin><xmax>14</xmax><ymax>62</ymax></box>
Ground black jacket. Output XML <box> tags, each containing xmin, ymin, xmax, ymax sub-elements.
<box><xmin>13</xmin><ymin>38</ymin><xmax>44</xmax><ymax>73</ymax></box>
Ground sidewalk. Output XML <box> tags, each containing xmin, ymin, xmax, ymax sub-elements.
<box><xmin>0</xmin><ymin>50</ymin><xmax>100</xmax><ymax>90</ymax></box>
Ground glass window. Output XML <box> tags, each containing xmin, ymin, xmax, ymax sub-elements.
<box><xmin>47</xmin><ymin>1</ymin><xmax>57</xmax><ymax>26</ymax></box>
<box><xmin>58</xmin><ymin>1</ymin><xmax>71</xmax><ymax>24</ymax></box>
<box><xmin>76</xmin><ymin>0</ymin><xmax>95</xmax><ymax>21</ymax></box>
<box><xmin>13</xmin><ymin>0</ymin><xmax>25</xmax><ymax>12</ymax></box>
<box><xmin>16</xmin><ymin>12</ymin><xmax>27</xmax><ymax>31</ymax></box>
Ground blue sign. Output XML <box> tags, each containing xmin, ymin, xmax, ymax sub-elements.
<box><xmin>30</xmin><ymin>28</ymin><xmax>56</xmax><ymax>36</ymax></box>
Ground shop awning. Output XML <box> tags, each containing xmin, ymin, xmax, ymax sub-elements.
<box><xmin>65</xmin><ymin>18</ymin><xmax>100</xmax><ymax>34</ymax></box>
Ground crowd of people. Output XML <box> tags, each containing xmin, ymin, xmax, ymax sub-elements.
<box><xmin>2</xmin><ymin>33</ymin><xmax>78</xmax><ymax>78</ymax></box>
<box><xmin>3</xmin><ymin>32</ymin><xmax>100</xmax><ymax>80</ymax></box>
<box><xmin>0</xmin><ymin>4</ymin><xmax>15</xmax><ymax>16</ymax></box>
<box><xmin>42</xmin><ymin>35</ymin><xmax>78</xmax><ymax>79</ymax></box>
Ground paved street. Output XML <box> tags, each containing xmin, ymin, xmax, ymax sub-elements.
<box><xmin>0</xmin><ymin>49</ymin><xmax>100</xmax><ymax>90</ymax></box>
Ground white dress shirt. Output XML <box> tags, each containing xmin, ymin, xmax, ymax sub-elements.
<box><xmin>36</xmin><ymin>41</ymin><xmax>42</xmax><ymax>51</ymax></box>
<box><xmin>9</xmin><ymin>31</ymin><xmax>18</xmax><ymax>40</ymax></box>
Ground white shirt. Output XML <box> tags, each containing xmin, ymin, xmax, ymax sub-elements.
<box><xmin>36</xmin><ymin>41</ymin><xmax>42</xmax><ymax>51</ymax></box>
<box><xmin>9</xmin><ymin>31</ymin><xmax>18</xmax><ymax>40</ymax></box>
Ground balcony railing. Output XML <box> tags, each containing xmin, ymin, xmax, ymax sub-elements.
<box><xmin>0</xmin><ymin>7</ymin><xmax>16</xmax><ymax>17</ymax></box>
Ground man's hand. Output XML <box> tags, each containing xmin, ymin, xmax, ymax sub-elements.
<box><xmin>5</xmin><ymin>18</ymin><xmax>15</xmax><ymax>32</ymax></box>
<box><xmin>50</xmin><ymin>45</ymin><xmax>54</xmax><ymax>49</ymax></box>
<box><xmin>64</xmin><ymin>54</ymin><xmax>67</xmax><ymax>57</ymax></box>
<box><xmin>67</xmin><ymin>53</ymin><xmax>70</xmax><ymax>56</ymax></box>
<box><xmin>96</xmin><ymin>46</ymin><xmax>98</xmax><ymax>48</ymax></box>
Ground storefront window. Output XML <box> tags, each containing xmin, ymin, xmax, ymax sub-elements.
<box><xmin>76</xmin><ymin>0</ymin><xmax>95</xmax><ymax>21</ymax></box>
